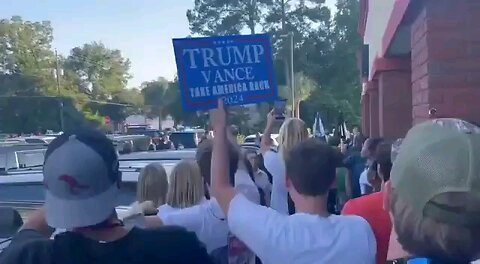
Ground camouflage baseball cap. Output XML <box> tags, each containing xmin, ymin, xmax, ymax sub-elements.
<box><xmin>43</xmin><ymin>128</ymin><xmax>120</xmax><ymax>229</ymax></box>
<box><xmin>391</xmin><ymin>118</ymin><xmax>480</xmax><ymax>227</ymax></box>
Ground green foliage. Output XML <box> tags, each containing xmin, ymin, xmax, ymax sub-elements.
<box><xmin>0</xmin><ymin>16</ymin><xmax>136</xmax><ymax>132</ymax></box>
<box><xmin>64</xmin><ymin>42</ymin><xmax>131</xmax><ymax>100</ymax></box>
<box><xmin>142</xmin><ymin>78</ymin><xmax>169</xmax><ymax>116</ymax></box>
<box><xmin>185</xmin><ymin>0</ymin><xmax>362</xmax><ymax>130</ymax></box>
<box><xmin>163</xmin><ymin>80</ymin><xmax>198</xmax><ymax>125</ymax></box>
<box><xmin>0</xmin><ymin>97</ymin><xmax>86</xmax><ymax>133</ymax></box>
<box><xmin>187</xmin><ymin>0</ymin><xmax>272</xmax><ymax>36</ymax></box>
<box><xmin>303</xmin><ymin>0</ymin><xmax>361</xmax><ymax>127</ymax></box>
<box><xmin>0</xmin><ymin>16</ymin><xmax>56</xmax><ymax>96</ymax></box>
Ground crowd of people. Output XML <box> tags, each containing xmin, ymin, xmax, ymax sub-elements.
<box><xmin>1</xmin><ymin>98</ymin><xmax>480</xmax><ymax>264</ymax></box>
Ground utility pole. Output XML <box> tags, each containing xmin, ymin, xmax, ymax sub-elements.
<box><xmin>55</xmin><ymin>49</ymin><xmax>64</xmax><ymax>131</ymax></box>
<box><xmin>281</xmin><ymin>32</ymin><xmax>295</xmax><ymax>117</ymax></box>
<box><xmin>289</xmin><ymin>32</ymin><xmax>295</xmax><ymax>118</ymax></box>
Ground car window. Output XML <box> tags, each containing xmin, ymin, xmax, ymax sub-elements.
<box><xmin>24</xmin><ymin>138</ymin><xmax>46</xmax><ymax>144</ymax></box>
<box><xmin>169</xmin><ymin>133</ymin><xmax>197</xmax><ymax>148</ymax></box>
<box><xmin>16</xmin><ymin>151</ymin><xmax>45</xmax><ymax>168</ymax></box>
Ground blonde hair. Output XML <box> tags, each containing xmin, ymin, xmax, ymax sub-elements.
<box><xmin>137</xmin><ymin>163</ymin><xmax>168</xmax><ymax>208</ymax></box>
<box><xmin>278</xmin><ymin>118</ymin><xmax>309</xmax><ymax>158</ymax></box>
<box><xmin>166</xmin><ymin>160</ymin><xmax>205</xmax><ymax>209</ymax></box>
<box><xmin>390</xmin><ymin>190</ymin><xmax>480</xmax><ymax>262</ymax></box>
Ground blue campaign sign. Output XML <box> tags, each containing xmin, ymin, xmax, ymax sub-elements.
<box><xmin>173</xmin><ymin>34</ymin><xmax>278</xmax><ymax>111</ymax></box>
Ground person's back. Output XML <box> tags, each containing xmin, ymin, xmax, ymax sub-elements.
<box><xmin>344</xmin><ymin>151</ymin><xmax>365</xmax><ymax>198</ymax></box>
<box><xmin>261</xmin><ymin>117</ymin><xmax>309</xmax><ymax>214</ymax></box>
<box><xmin>214</xmin><ymin>131</ymin><xmax>377</xmax><ymax>263</ymax></box>
<box><xmin>0</xmin><ymin>129</ymin><xmax>211</xmax><ymax>264</ymax></box>
<box><xmin>162</xmin><ymin>197</ymin><xmax>229</xmax><ymax>254</ymax></box>
<box><xmin>235</xmin><ymin>211</ymin><xmax>375</xmax><ymax>263</ymax></box>
<box><xmin>159</xmin><ymin>139</ymin><xmax>239</xmax><ymax>254</ymax></box>
<box><xmin>342</xmin><ymin>192</ymin><xmax>391</xmax><ymax>264</ymax></box>
<box><xmin>157</xmin><ymin>160</ymin><xmax>205</xmax><ymax>221</ymax></box>
<box><xmin>2</xmin><ymin>226</ymin><xmax>211</xmax><ymax>264</ymax></box>
<box><xmin>343</xmin><ymin>142</ymin><xmax>393</xmax><ymax>263</ymax></box>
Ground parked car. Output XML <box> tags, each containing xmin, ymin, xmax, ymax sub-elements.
<box><xmin>0</xmin><ymin>162</ymin><xmax>175</xmax><ymax>253</ymax></box>
<box><xmin>109</xmin><ymin>135</ymin><xmax>152</xmax><ymax>154</ymax></box>
<box><xmin>244</xmin><ymin>134</ymin><xmax>279</xmax><ymax>146</ymax></box>
<box><xmin>0</xmin><ymin>136</ymin><xmax>55</xmax><ymax>145</ymax></box>
<box><xmin>169</xmin><ymin>129</ymin><xmax>205</xmax><ymax>149</ymax></box>
<box><xmin>0</xmin><ymin>158</ymin><xmax>179</xmax><ymax>222</ymax></box>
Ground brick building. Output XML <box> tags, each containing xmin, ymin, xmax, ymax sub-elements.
<box><xmin>358</xmin><ymin>0</ymin><xmax>480</xmax><ymax>139</ymax></box>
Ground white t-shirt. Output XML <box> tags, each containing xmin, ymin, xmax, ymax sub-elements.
<box><xmin>235</xmin><ymin>169</ymin><xmax>261</xmax><ymax>204</ymax></box>
<box><xmin>157</xmin><ymin>204</ymin><xmax>180</xmax><ymax>222</ymax></box>
<box><xmin>359</xmin><ymin>168</ymin><xmax>371</xmax><ymax>195</ymax></box>
<box><xmin>254</xmin><ymin>169</ymin><xmax>272</xmax><ymax>195</ymax></box>
<box><xmin>228</xmin><ymin>194</ymin><xmax>377</xmax><ymax>264</ymax></box>
<box><xmin>162</xmin><ymin>198</ymin><xmax>229</xmax><ymax>253</ymax></box>
<box><xmin>263</xmin><ymin>150</ymin><xmax>289</xmax><ymax>214</ymax></box>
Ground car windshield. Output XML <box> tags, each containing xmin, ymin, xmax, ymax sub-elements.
<box><xmin>15</xmin><ymin>150</ymin><xmax>46</xmax><ymax>169</ymax></box>
<box><xmin>24</xmin><ymin>138</ymin><xmax>45</xmax><ymax>144</ymax></box>
<box><xmin>169</xmin><ymin>132</ymin><xmax>198</xmax><ymax>149</ymax></box>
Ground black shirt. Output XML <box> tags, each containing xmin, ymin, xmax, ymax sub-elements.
<box><xmin>0</xmin><ymin>227</ymin><xmax>213</xmax><ymax>264</ymax></box>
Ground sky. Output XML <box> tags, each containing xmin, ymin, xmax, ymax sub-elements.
<box><xmin>0</xmin><ymin>0</ymin><xmax>337</xmax><ymax>88</ymax></box>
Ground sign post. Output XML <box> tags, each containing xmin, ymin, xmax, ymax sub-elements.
<box><xmin>173</xmin><ymin>34</ymin><xmax>278</xmax><ymax>111</ymax></box>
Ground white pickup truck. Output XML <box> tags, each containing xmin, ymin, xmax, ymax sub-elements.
<box><xmin>0</xmin><ymin>149</ymin><xmax>197</xmax><ymax>253</ymax></box>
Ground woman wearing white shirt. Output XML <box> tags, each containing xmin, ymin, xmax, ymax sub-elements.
<box><xmin>359</xmin><ymin>138</ymin><xmax>383</xmax><ymax>195</ymax></box>
<box><xmin>261</xmin><ymin>111</ymin><xmax>309</xmax><ymax>214</ymax></box>
<box><xmin>247</xmin><ymin>151</ymin><xmax>272</xmax><ymax>206</ymax></box>
<box><xmin>135</xmin><ymin>162</ymin><xmax>168</xmax><ymax>208</ymax></box>
<box><xmin>157</xmin><ymin>160</ymin><xmax>206</xmax><ymax>220</ymax></box>
<box><xmin>121</xmin><ymin>163</ymin><xmax>168</xmax><ymax>227</ymax></box>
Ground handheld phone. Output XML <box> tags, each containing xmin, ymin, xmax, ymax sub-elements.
<box><xmin>273</xmin><ymin>99</ymin><xmax>287</xmax><ymax>120</ymax></box>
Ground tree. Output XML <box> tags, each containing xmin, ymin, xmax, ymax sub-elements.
<box><xmin>263</xmin><ymin>0</ymin><xmax>331</xmax><ymax>47</ymax></box>
<box><xmin>326</xmin><ymin>0</ymin><xmax>362</xmax><ymax>125</ymax></box>
<box><xmin>290</xmin><ymin>0</ymin><xmax>362</xmax><ymax>128</ymax></box>
<box><xmin>186</xmin><ymin>0</ymin><xmax>271</xmax><ymax>36</ymax></box>
<box><xmin>87</xmin><ymin>88</ymin><xmax>144</xmax><ymax>123</ymax></box>
<box><xmin>64</xmin><ymin>42</ymin><xmax>131</xmax><ymax>100</ymax></box>
<box><xmin>0</xmin><ymin>16</ymin><xmax>56</xmax><ymax>95</ymax></box>
<box><xmin>141</xmin><ymin>78</ymin><xmax>172</xmax><ymax>130</ymax></box>
<box><xmin>0</xmin><ymin>96</ymin><xmax>87</xmax><ymax>133</ymax></box>
<box><xmin>163</xmin><ymin>79</ymin><xmax>198</xmax><ymax>126</ymax></box>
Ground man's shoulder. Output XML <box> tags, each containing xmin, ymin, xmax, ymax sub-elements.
<box><xmin>342</xmin><ymin>192</ymin><xmax>383</xmax><ymax>215</ymax></box>
<box><xmin>163</xmin><ymin>202</ymin><xmax>204</xmax><ymax>220</ymax></box>
<box><xmin>136</xmin><ymin>225</ymin><xmax>198</xmax><ymax>241</ymax></box>
<box><xmin>324</xmin><ymin>214</ymin><xmax>372</xmax><ymax>234</ymax></box>
<box><xmin>130</xmin><ymin>227</ymin><xmax>212</xmax><ymax>262</ymax></box>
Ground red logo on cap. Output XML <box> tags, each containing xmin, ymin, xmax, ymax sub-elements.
<box><xmin>58</xmin><ymin>175</ymin><xmax>90</xmax><ymax>195</ymax></box>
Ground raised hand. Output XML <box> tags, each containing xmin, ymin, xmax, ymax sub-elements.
<box><xmin>210</xmin><ymin>98</ymin><xmax>227</xmax><ymax>130</ymax></box>
<box><xmin>266</xmin><ymin>109</ymin><xmax>276</xmax><ymax>128</ymax></box>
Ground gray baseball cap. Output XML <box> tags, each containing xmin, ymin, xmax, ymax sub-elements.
<box><xmin>43</xmin><ymin>128</ymin><xmax>120</xmax><ymax>229</ymax></box>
